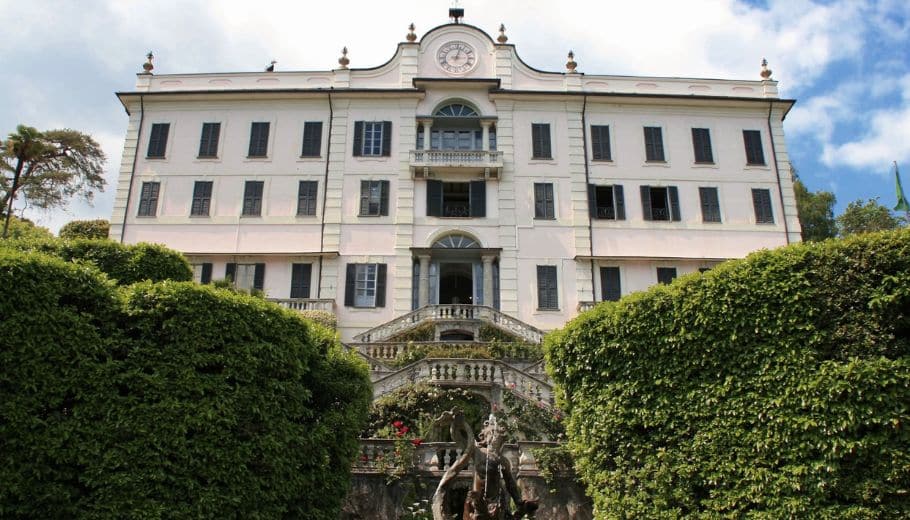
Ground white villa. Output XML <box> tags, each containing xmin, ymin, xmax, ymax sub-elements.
<box><xmin>110</xmin><ymin>12</ymin><xmax>800</xmax><ymax>343</ymax></box>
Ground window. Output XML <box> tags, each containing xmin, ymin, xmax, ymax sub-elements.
<box><xmin>691</xmin><ymin>128</ymin><xmax>713</xmax><ymax>163</ymax></box>
<box><xmin>344</xmin><ymin>263</ymin><xmax>387</xmax><ymax>308</ymax></box>
<box><xmin>743</xmin><ymin>130</ymin><xmax>765</xmax><ymax>165</ymax></box>
<box><xmin>643</xmin><ymin>126</ymin><xmax>665</xmax><ymax>162</ymax></box>
<box><xmin>698</xmin><ymin>187</ymin><xmax>721</xmax><ymax>223</ymax></box>
<box><xmin>248</xmin><ymin>122</ymin><xmax>270</xmax><ymax>157</ymax></box>
<box><xmin>353</xmin><ymin>121</ymin><xmax>392</xmax><ymax>157</ymax></box>
<box><xmin>191</xmin><ymin>263</ymin><xmax>213</xmax><ymax>284</ymax></box>
<box><xmin>537</xmin><ymin>265</ymin><xmax>558</xmax><ymax>310</ymax></box>
<box><xmin>242</xmin><ymin>181</ymin><xmax>264</xmax><ymax>216</ymax></box>
<box><xmin>137</xmin><ymin>181</ymin><xmax>159</xmax><ymax>217</ymax></box>
<box><xmin>752</xmin><ymin>188</ymin><xmax>775</xmax><ymax>224</ymax></box>
<box><xmin>290</xmin><ymin>263</ymin><xmax>312</xmax><ymax>299</ymax></box>
<box><xmin>301</xmin><ymin>122</ymin><xmax>323</xmax><ymax>157</ymax></box>
<box><xmin>360</xmin><ymin>180</ymin><xmax>390</xmax><ymax>216</ymax></box>
<box><xmin>146</xmin><ymin>123</ymin><xmax>169</xmax><ymax>158</ymax></box>
<box><xmin>657</xmin><ymin>267</ymin><xmax>677</xmax><ymax>285</ymax></box>
<box><xmin>426</xmin><ymin>180</ymin><xmax>485</xmax><ymax>218</ymax></box>
<box><xmin>640</xmin><ymin>185</ymin><xmax>681</xmax><ymax>221</ymax></box>
<box><xmin>531</xmin><ymin>123</ymin><xmax>552</xmax><ymax>159</ymax></box>
<box><xmin>198</xmin><ymin>122</ymin><xmax>220</xmax><ymax>158</ymax></box>
<box><xmin>588</xmin><ymin>184</ymin><xmax>626</xmax><ymax>220</ymax></box>
<box><xmin>591</xmin><ymin>125</ymin><xmax>611</xmax><ymax>161</ymax></box>
<box><xmin>534</xmin><ymin>183</ymin><xmax>555</xmax><ymax>219</ymax></box>
<box><xmin>600</xmin><ymin>266</ymin><xmax>621</xmax><ymax>302</ymax></box>
<box><xmin>191</xmin><ymin>181</ymin><xmax>213</xmax><ymax>216</ymax></box>
<box><xmin>225</xmin><ymin>263</ymin><xmax>265</xmax><ymax>292</ymax></box>
<box><xmin>296</xmin><ymin>181</ymin><xmax>318</xmax><ymax>216</ymax></box>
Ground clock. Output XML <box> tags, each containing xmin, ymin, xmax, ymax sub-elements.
<box><xmin>436</xmin><ymin>41</ymin><xmax>477</xmax><ymax>74</ymax></box>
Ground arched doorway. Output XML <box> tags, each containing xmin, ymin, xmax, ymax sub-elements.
<box><xmin>411</xmin><ymin>233</ymin><xmax>500</xmax><ymax>310</ymax></box>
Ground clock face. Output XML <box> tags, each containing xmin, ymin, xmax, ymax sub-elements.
<box><xmin>436</xmin><ymin>41</ymin><xmax>477</xmax><ymax>74</ymax></box>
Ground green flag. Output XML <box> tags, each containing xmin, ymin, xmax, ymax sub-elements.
<box><xmin>895</xmin><ymin>162</ymin><xmax>910</xmax><ymax>212</ymax></box>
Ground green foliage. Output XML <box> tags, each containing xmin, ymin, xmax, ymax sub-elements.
<box><xmin>0</xmin><ymin>249</ymin><xmax>372</xmax><ymax>518</ymax></box>
<box><xmin>0</xmin><ymin>214</ymin><xmax>53</xmax><ymax>240</ymax></box>
<box><xmin>531</xmin><ymin>445</ymin><xmax>577</xmax><ymax>489</ymax></box>
<box><xmin>388</xmin><ymin>343</ymin><xmax>493</xmax><ymax>368</ymax></box>
<box><xmin>547</xmin><ymin>230</ymin><xmax>910</xmax><ymax>518</ymax></box>
<box><xmin>793</xmin><ymin>176</ymin><xmax>837</xmax><ymax>242</ymax></box>
<box><xmin>365</xmin><ymin>383</ymin><xmax>489</xmax><ymax>441</ymax></box>
<box><xmin>494</xmin><ymin>390</ymin><xmax>565</xmax><ymax>442</ymax></box>
<box><xmin>1</xmin><ymin>237</ymin><xmax>191</xmax><ymax>284</ymax></box>
<box><xmin>297</xmin><ymin>309</ymin><xmax>337</xmax><ymax>330</ymax></box>
<box><xmin>388</xmin><ymin>322</ymin><xmax>435</xmax><ymax>342</ymax></box>
<box><xmin>58</xmin><ymin>219</ymin><xmax>110</xmax><ymax>240</ymax></box>
<box><xmin>837</xmin><ymin>198</ymin><xmax>904</xmax><ymax>236</ymax></box>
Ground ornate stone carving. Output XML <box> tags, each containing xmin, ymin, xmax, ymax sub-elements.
<box><xmin>760</xmin><ymin>58</ymin><xmax>773</xmax><ymax>80</ymax></box>
<box><xmin>338</xmin><ymin>47</ymin><xmax>350</xmax><ymax>69</ymax></box>
<box><xmin>141</xmin><ymin>52</ymin><xmax>154</xmax><ymax>74</ymax></box>
<box><xmin>566</xmin><ymin>51</ymin><xmax>577</xmax><ymax>73</ymax></box>
<box><xmin>407</xmin><ymin>23</ymin><xmax>417</xmax><ymax>42</ymax></box>
<box><xmin>497</xmin><ymin>24</ymin><xmax>508</xmax><ymax>44</ymax></box>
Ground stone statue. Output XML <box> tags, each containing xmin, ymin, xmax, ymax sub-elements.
<box><xmin>432</xmin><ymin>409</ymin><xmax>538</xmax><ymax>520</ymax></box>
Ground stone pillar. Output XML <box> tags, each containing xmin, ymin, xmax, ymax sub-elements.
<box><xmin>482</xmin><ymin>254</ymin><xmax>495</xmax><ymax>307</ymax></box>
<box><xmin>423</xmin><ymin>120</ymin><xmax>432</xmax><ymax>151</ymax></box>
<box><xmin>418</xmin><ymin>254</ymin><xmax>431</xmax><ymax>307</ymax></box>
<box><xmin>481</xmin><ymin>121</ymin><xmax>491</xmax><ymax>152</ymax></box>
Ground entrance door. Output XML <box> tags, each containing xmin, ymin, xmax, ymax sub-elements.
<box><xmin>438</xmin><ymin>262</ymin><xmax>473</xmax><ymax>304</ymax></box>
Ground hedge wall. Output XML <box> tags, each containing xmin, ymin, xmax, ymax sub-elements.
<box><xmin>1</xmin><ymin>237</ymin><xmax>191</xmax><ymax>284</ymax></box>
<box><xmin>546</xmin><ymin>230</ymin><xmax>910</xmax><ymax>518</ymax></box>
<box><xmin>58</xmin><ymin>219</ymin><xmax>110</xmax><ymax>240</ymax></box>
<box><xmin>0</xmin><ymin>249</ymin><xmax>371</xmax><ymax>518</ymax></box>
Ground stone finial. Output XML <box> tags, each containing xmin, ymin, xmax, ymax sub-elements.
<box><xmin>406</xmin><ymin>23</ymin><xmax>417</xmax><ymax>42</ymax></box>
<box><xmin>497</xmin><ymin>24</ymin><xmax>508</xmax><ymax>43</ymax></box>
<box><xmin>141</xmin><ymin>51</ymin><xmax>154</xmax><ymax>74</ymax></box>
<box><xmin>338</xmin><ymin>47</ymin><xmax>350</xmax><ymax>69</ymax></box>
<box><xmin>760</xmin><ymin>58</ymin><xmax>773</xmax><ymax>80</ymax></box>
<box><xmin>566</xmin><ymin>50</ymin><xmax>578</xmax><ymax>73</ymax></box>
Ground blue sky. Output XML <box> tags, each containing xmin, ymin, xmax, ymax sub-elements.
<box><xmin>2</xmin><ymin>0</ymin><xmax>908</xmax><ymax>232</ymax></box>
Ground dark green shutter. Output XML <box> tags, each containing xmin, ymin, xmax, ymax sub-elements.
<box><xmin>344</xmin><ymin>264</ymin><xmax>356</xmax><ymax>306</ymax></box>
<box><xmin>592</xmin><ymin>125</ymin><xmax>610</xmax><ymax>160</ymax></box>
<box><xmin>381</xmin><ymin>121</ymin><xmax>392</xmax><ymax>157</ymax></box>
<box><xmin>600</xmin><ymin>266</ymin><xmax>621</xmax><ymax>301</ymax></box>
<box><xmin>225</xmin><ymin>263</ymin><xmax>236</xmax><ymax>282</ymax></box>
<box><xmin>147</xmin><ymin>123</ymin><xmax>169</xmax><ymax>158</ymax></box>
<box><xmin>301</xmin><ymin>122</ymin><xmax>322</xmax><ymax>157</ymax></box>
<box><xmin>353</xmin><ymin>121</ymin><xmax>363</xmax><ymax>156</ymax></box>
<box><xmin>470</xmin><ymin>180</ymin><xmax>486</xmax><ymax>217</ymax></box>
<box><xmin>588</xmin><ymin>184</ymin><xmax>598</xmax><ymax>218</ymax></box>
<box><xmin>669</xmin><ymin>186</ymin><xmax>681</xmax><ymax>221</ymax></box>
<box><xmin>290</xmin><ymin>263</ymin><xmax>312</xmax><ymax>298</ymax></box>
<box><xmin>375</xmin><ymin>264</ymin><xmax>387</xmax><ymax>307</ymax></box>
<box><xmin>613</xmin><ymin>185</ymin><xmax>625</xmax><ymax>220</ymax></box>
<box><xmin>201</xmin><ymin>263</ymin><xmax>212</xmax><ymax>284</ymax></box>
<box><xmin>379</xmin><ymin>181</ymin><xmax>390</xmax><ymax>216</ymax></box>
<box><xmin>427</xmin><ymin>180</ymin><xmax>443</xmax><ymax>217</ymax></box>
<box><xmin>537</xmin><ymin>265</ymin><xmax>558</xmax><ymax>310</ymax></box>
<box><xmin>640</xmin><ymin>185</ymin><xmax>652</xmax><ymax>221</ymax></box>
<box><xmin>253</xmin><ymin>263</ymin><xmax>265</xmax><ymax>290</ymax></box>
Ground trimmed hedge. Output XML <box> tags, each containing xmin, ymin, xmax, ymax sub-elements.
<box><xmin>58</xmin><ymin>219</ymin><xmax>110</xmax><ymax>240</ymax></box>
<box><xmin>1</xmin><ymin>237</ymin><xmax>191</xmax><ymax>284</ymax></box>
<box><xmin>546</xmin><ymin>230</ymin><xmax>910</xmax><ymax>518</ymax></box>
<box><xmin>0</xmin><ymin>249</ymin><xmax>371</xmax><ymax>518</ymax></box>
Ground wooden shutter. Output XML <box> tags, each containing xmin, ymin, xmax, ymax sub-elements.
<box><xmin>470</xmin><ymin>180</ymin><xmax>486</xmax><ymax>217</ymax></box>
<box><xmin>669</xmin><ymin>186</ymin><xmax>681</xmax><ymax>221</ymax></box>
<box><xmin>352</xmin><ymin>121</ymin><xmax>363</xmax><ymax>156</ymax></box>
<box><xmin>375</xmin><ymin>264</ymin><xmax>387</xmax><ymax>307</ymax></box>
<box><xmin>198</xmin><ymin>123</ymin><xmax>220</xmax><ymax>158</ymax></box>
<box><xmin>381</xmin><ymin>121</ymin><xmax>392</xmax><ymax>157</ymax></box>
<box><xmin>225</xmin><ymin>263</ymin><xmax>236</xmax><ymax>282</ymax></box>
<box><xmin>588</xmin><ymin>184</ymin><xmax>598</xmax><ymax>218</ymax></box>
<box><xmin>640</xmin><ymin>185</ymin><xmax>652</xmax><ymax>221</ymax></box>
<box><xmin>138</xmin><ymin>182</ymin><xmax>159</xmax><ymax>217</ymax></box>
<box><xmin>591</xmin><ymin>125</ymin><xmax>611</xmax><ymax>160</ymax></box>
<box><xmin>532</xmin><ymin>123</ymin><xmax>551</xmax><ymax>159</ymax></box>
<box><xmin>426</xmin><ymin>179</ymin><xmax>443</xmax><ymax>217</ymax></box>
<box><xmin>644</xmin><ymin>127</ymin><xmax>664</xmax><ymax>161</ymax></box>
<box><xmin>147</xmin><ymin>123</ymin><xmax>169</xmax><ymax>158</ymax></box>
<box><xmin>200</xmin><ymin>263</ymin><xmax>212</xmax><ymax>284</ymax></box>
<box><xmin>344</xmin><ymin>264</ymin><xmax>356</xmax><ymax>307</ymax></box>
<box><xmin>699</xmin><ymin>187</ymin><xmax>721</xmax><ymax>223</ymax></box>
<box><xmin>744</xmin><ymin>130</ymin><xmax>765</xmax><ymax>165</ymax></box>
<box><xmin>248</xmin><ymin>122</ymin><xmax>269</xmax><ymax>157</ymax></box>
<box><xmin>536</xmin><ymin>265</ymin><xmax>558</xmax><ymax>310</ymax></box>
<box><xmin>301</xmin><ymin>122</ymin><xmax>322</xmax><ymax>157</ymax></box>
<box><xmin>600</xmin><ymin>266</ymin><xmax>621</xmax><ymax>301</ymax></box>
<box><xmin>290</xmin><ymin>263</ymin><xmax>312</xmax><ymax>299</ymax></box>
<box><xmin>657</xmin><ymin>267</ymin><xmax>677</xmax><ymax>284</ymax></box>
<box><xmin>253</xmin><ymin>263</ymin><xmax>265</xmax><ymax>290</ymax></box>
<box><xmin>613</xmin><ymin>185</ymin><xmax>626</xmax><ymax>220</ymax></box>
<box><xmin>379</xmin><ymin>181</ymin><xmax>390</xmax><ymax>216</ymax></box>
<box><xmin>692</xmin><ymin>128</ymin><xmax>713</xmax><ymax>163</ymax></box>
<box><xmin>752</xmin><ymin>188</ymin><xmax>774</xmax><ymax>223</ymax></box>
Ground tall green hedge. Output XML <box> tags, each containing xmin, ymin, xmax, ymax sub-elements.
<box><xmin>1</xmin><ymin>237</ymin><xmax>191</xmax><ymax>284</ymax></box>
<box><xmin>0</xmin><ymin>249</ymin><xmax>371</xmax><ymax>518</ymax></box>
<box><xmin>546</xmin><ymin>230</ymin><xmax>910</xmax><ymax>518</ymax></box>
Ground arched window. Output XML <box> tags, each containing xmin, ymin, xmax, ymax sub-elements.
<box><xmin>435</xmin><ymin>104</ymin><xmax>478</xmax><ymax>117</ymax></box>
<box><xmin>432</xmin><ymin>234</ymin><xmax>480</xmax><ymax>248</ymax></box>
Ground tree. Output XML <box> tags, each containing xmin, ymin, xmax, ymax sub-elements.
<box><xmin>793</xmin><ymin>177</ymin><xmax>837</xmax><ymax>242</ymax></box>
<box><xmin>836</xmin><ymin>198</ymin><xmax>903</xmax><ymax>236</ymax></box>
<box><xmin>1</xmin><ymin>215</ymin><xmax>53</xmax><ymax>240</ymax></box>
<box><xmin>59</xmin><ymin>219</ymin><xmax>110</xmax><ymax>240</ymax></box>
<box><xmin>1</xmin><ymin>125</ymin><xmax>106</xmax><ymax>238</ymax></box>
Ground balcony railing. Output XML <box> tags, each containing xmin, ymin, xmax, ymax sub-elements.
<box><xmin>577</xmin><ymin>301</ymin><xmax>597</xmax><ymax>312</ymax></box>
<box><xmin>353</xmin><ymin>439</ymin><xmax>559</xmax><ymax>474</ymax></box>
<box><xmin>267</xmin><ymin>298</ymin><xmax>335</xmax><ymax>313</ymax></box>
<box><xmin>410</xmin><ymin>149</ymin><xmax>503</xmax><ymax>178</ymax></box>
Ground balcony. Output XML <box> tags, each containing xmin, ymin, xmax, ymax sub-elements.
<box><xmin>268</xmin><ymin>298</ymin><xmax>335</xmax><ymax>313</ymax></box>
<box><xmin>409</xmin><ymin>149</ymin><xmax>503</xmax><ymax>179</ymax></box>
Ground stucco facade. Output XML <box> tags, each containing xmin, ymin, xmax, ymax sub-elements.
<box><xmin>111</xmin><ymin>19</ymin><xmax>799</xmax><ymax>341</ymax></box>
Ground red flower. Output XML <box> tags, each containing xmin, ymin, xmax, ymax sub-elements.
<box><xmin>392</xmin><ymin>420</ymin><xmax>404</xmax><ymax>429</ymax></box>
<box><xmin>411</xmin><ymin>438</ymin><xmax>424</xmax><ymax>447</ymax></box>
<box><xmin>400</xmin><ymin>426</ymin><xmax>409</xmax><ymax>434</ymax></box>
<box><xmin>396</xmin><ymin>431</ymin><xmax>404</xmax><ymax>437</ymax></box>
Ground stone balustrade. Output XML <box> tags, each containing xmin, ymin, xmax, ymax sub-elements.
<box><xmin>577</xmin><ymin>301</ymin><xmax>597</xmax><ymax>312</ymax></box>
<box><xmin>353</xmin><ymin>439</ymin><xmax>559</xmax><ymax>474</ymax></box>
<box><xmin>267</xmin><ymin>298</ymin><xmax>335</xmax><ymax>312</ymax></box>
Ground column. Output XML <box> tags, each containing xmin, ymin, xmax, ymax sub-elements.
<box><xmin>482</xmin><ymin>254</ymin><xmax>495</xmax><ymax>307</ymax></box>
<box><xmin>423</xmin><ymin>120</ymin><xmax>432</xmax><ymax>151</ymax></box>
<box><xmin>481</xmin><ymin>121</ymin><xmax>491</xmax><ymax>152</ymax></box>
<box><xmin>418</xmin><ymin>254</ymin><xmax>431</xmax><ymax>307</ymax></box>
